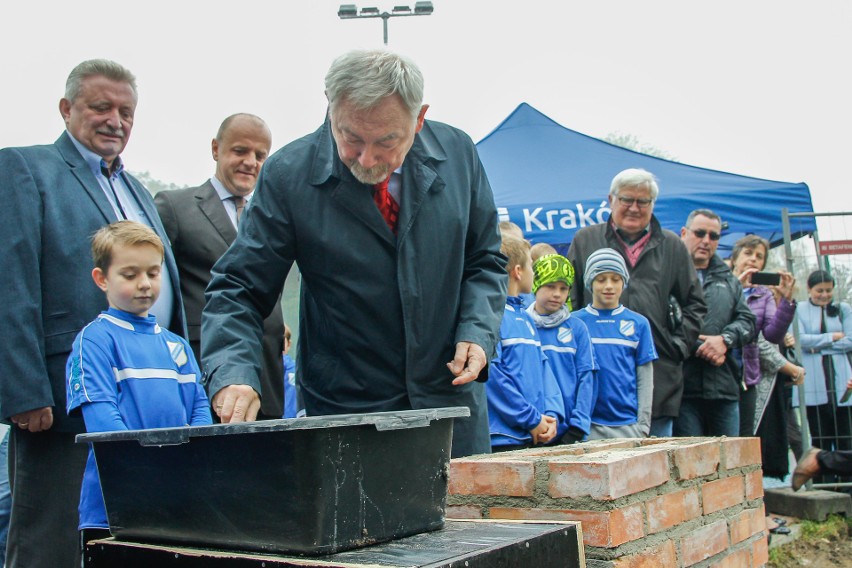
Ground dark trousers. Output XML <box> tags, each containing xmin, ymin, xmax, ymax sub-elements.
<box><xmin>6</xmin><ymin>429</ymin><xmax>87</xmax><ymax>568</ymax></box>
<box><xmin>818</xmin><ymin>449</ymin><xmax>852</xmax><ymax>476</ymax></box>
<box><xmin>674</xmin><ymin>398</ymin><xmax>740</xmax><ymax>438</ymax></box>
<box><xmin>806</xmin><ymin>404</ymin><xmax>852</xmax><ymax>484</ymax></box>
<box><xmin>739</xmin><ymin>384</ymin><xmax>757</xmax><ymax>437</ymax></box>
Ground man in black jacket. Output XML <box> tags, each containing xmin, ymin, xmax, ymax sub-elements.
<box><xmin>568</xmin><ymin>168</ymin><xmax>706</xmax><ymax>438</ymax></box>
<box><xmin>675</xmin><ymin>209</ymin><xmax>755</xmax><ymax>437</ymax></box>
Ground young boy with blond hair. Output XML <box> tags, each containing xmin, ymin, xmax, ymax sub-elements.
<box><xmin>527</xmin><ymin>254</ymin><xmax>596</xmax><ymax>444</ymax></box>
<box><xmin>575</xmin><ymin>248</ymin><xmax>657</xmax><ymax>439</ymax></box>
<box><xmin>486</xmin><ymin>237</ymin><xmax>564</xmax><ymax>451</ymax></box>
<box><xmin>66</xmin><ymin>220</ymin><xmax>211</xmax><ymax>541</ymax></box>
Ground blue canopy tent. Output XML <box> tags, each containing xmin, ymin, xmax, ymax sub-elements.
<box><xmin>476</xmin><ymin>103</ymin><xmax>816</xmax><ymax>254</ymax></box>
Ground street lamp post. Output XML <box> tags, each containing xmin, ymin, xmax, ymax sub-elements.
<box><xmin>338</xmin><ymin>2</ymin><xmax>434</xmax><ymax>45</ymax></box>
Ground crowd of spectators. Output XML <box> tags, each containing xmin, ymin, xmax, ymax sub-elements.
<box><xmin>494</xmin><ymin>167</ymin><xmax>852</xmax><ymax>500</ymax></box>
<box><xmin>1</xmin><ymin>46</ymin><xmax>849</xmax><ymax>568</ymax></box>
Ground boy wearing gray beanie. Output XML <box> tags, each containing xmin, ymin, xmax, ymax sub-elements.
<box><xmin>575</xmin><ymin>248</ymin><xmax>657</xmax><ymax>439</ymax></box>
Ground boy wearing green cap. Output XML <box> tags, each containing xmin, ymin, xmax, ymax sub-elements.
<box><xmin>527</xmin><ymin>254</ymin><xmax>596</xmax><ymax>444</ymax></box>
<box><xmin>575</xmin><ymin>248</ymin><xmax>658</xmax><ymax>439</ymax></box>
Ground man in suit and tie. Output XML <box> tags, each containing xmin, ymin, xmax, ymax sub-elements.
<box><xmin>155</xmin><ymin>114</ymin><xmax>285</xmax><ymax>419</ymax></box>
<box><xmin>0</xmin><ymin>59</ymin><xmax>186</xmax><ymax>568</ymax></box>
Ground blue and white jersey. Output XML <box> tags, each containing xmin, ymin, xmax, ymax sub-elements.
<box><xmin>575</xmin><ymin>305</ymin><xmax>657</xmax><ymax>426</ymax></box>
<box><xmin>487</xmin><ymin>297</ymin><xmax>564</xmax><ymax>447</ymax></box>
<box><xmin>533</xmin><ymin>314</ymin><xmax>596</xmax><ymax>436</ymax></box>
<box><xmin>66</xmin><ymin>308</ymin><xmax>212</xmax><ymax>530</ymax></box>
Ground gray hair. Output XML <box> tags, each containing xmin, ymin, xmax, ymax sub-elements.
<box><xmin>65</xmin><ymin>59</ymin><xmax>137</xmax><ymax>102</ymax></box>
<box><xmin>685</xmin><ymin>208</ymin><xmax>722</xmax><ymax>228</ymax></box>
<box><xmin>609</xmin><ymin>168</ymin><xmax>660</xmax><ymax>200</ymax></box>
<box><xmin>325</xmin><ymin>49</ymin><xmax>424</xmax><ymax>120</ymax></box>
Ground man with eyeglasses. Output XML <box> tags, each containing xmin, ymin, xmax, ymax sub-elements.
<box><xmin>568</xmin><ymin>168</ymin><xmax>707</xmax><ymax>438</ymax></box>
<box><xmin>674</xmin><ymin>209</ymin><xmax>755</xmax><ymax>437</ymax></box>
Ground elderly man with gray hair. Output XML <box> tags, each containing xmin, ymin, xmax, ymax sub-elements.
<box><xmin>201</xmin><ymin>49</ymin><xmax>506</xmax><ymax>457</ymax></box>
<box><xmin>568</xmin><ymin>168</ymin><xmax>706</xmax><ymax>437</ymax></box>
<box><xmin>0</xmin><ymin>59</ymin><xmax>185</xmax><ymax>567</ymax></box>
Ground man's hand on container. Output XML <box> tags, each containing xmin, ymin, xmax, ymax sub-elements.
<box><xmin>212</xmin><ymin>385</ymin><xmax>260</xmax><ymax>423</ymax></box>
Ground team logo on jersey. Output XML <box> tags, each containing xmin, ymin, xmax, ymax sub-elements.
<box><xmin>168</xmin><ymin>341</ymin><xmax>188</xmax><ymax>366</ymax></box>
<box><xmin>620</xmin><ymin>320</ymin><xmax>635</xmax><ymax>337</ymax></box>
<box><xmin>557</xmin><ymin>326</ymin><xmax>573</xmax><ymax>344</ymax></box>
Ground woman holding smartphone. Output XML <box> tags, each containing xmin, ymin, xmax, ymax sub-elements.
<box><xmin>796</xmin><ymin>270</ymin><xmax>852</xmax><ymax>483</ymax></box>
<box><xmin>730</xmin><ymin>235</ymin><xmax>797</xmax><ymax>436</ymax></box>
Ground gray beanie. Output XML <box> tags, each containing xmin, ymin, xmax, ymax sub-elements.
<box><xmin>584</xmin><ymin>248</ymin><xmax>630</xmax><ymax>290</ymax></box>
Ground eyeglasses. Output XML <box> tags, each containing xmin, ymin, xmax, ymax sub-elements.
<box><xmin>686</xmin><ymin>228</ymin><xmax>721</xmax><ymax>241</ymax></box>
<box><xmin>616</xmin><ymin>196</ymin><xmax>654</xmax><ymax>209</ymax></box>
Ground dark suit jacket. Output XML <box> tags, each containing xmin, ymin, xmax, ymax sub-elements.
<box><xmin>0</xmin><ymin>132</ymin><xmax>186</xmax><ymax>431</ymax></box>
<box><xmin>155</xmin><ymin>181</ymin><xmax>284</xmax><ymax>418</ymax></box>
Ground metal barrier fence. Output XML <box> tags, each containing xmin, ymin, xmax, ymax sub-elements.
<box><xmin>782</xmin><ymin>208</ymin><xmax>852</xmax><ymax>490</ymax></box>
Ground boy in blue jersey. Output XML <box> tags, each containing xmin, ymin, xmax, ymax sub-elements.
<box><xmin>487</xmin><ymin>237</ymin><xmax>564</xmax><ymax>451</ymax></box>
<box><xmin>66</xmin><ymin>221</ymin><xmax>212</xmax><ymax>546</ymax></box>
<box><xmin>527</xmin><ymin>254</ymin><xmax>596</xmax><ymax>444</ymax></box>
<box><xmin>574</xmin><ymin>249</ymin><xmax>657</xmax><ymax>439</ymax></box>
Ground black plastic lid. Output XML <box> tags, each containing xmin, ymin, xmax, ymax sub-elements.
<box><xmin>76</xmin><ymin>406</ymin><xmax>470</xmax><ymax>447</ymax></box>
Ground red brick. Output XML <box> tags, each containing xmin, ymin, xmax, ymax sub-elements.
<box><xmin>673</xmin><ymin>440</ymin><xmax>721</xmax><ymax>480</ymax></box>
<box><xmin>723</xmin><ymin>438</ymin><xmax>762</xmax><ymax>469</ymax></box>
<box><xmin>702</xmin><ymin>475</ymin><xmax>745</xmax><ymax>514</ymax></box>
<box><xmin>488</xmin><ymin>504</ymin><xmax>644</xmax><ymax>548</ymax></box>
<box><xmin>713</xmin><ymin>547</ymin><xmax>751</xmax><ymax>568</ymax></box>
<box><xmin>753</xmin><ymin>534</ymin><xmax>769</xmax><ymax>566</ymax></box>
<box><xmin>548</xmin><ymin>449</ymin><xmax>669</xmax><ymax>500</ymax></box>
<box><xmin>680</xmin><ymin>519</ymin><xmax>730</xmax><ymax>566</ymax></box>
<box><xmin>613</xmin><ymin>540</ymin><xmax>677</xmax><ymax>568</ymax></box>
<box><xmin>646</xmin><ymin>487</ymin><xmax>701</xmax><ymax>533</ymax></box>
<box><xmin>448</xmin><ymin>460</ymin><xmax>535</xmax><ymax>496</ymax></box>
<box><xmin>445</xmin><ymin>505</ymin><xmax>483</xmax><ymax>519</ymax></box>
<box><xmin>745</xmin><ymin>469</ymin><xmax>764</xmax><ymax>500</ymax></box>
<box><xmin>729</xmin><ymin>507</ymin><xmax>766</xmax><ymax>544</ymax></box>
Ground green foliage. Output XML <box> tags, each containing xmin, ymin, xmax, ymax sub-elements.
<box><xmin>767</xmin><ymin>236</ymin><xmax>852</xmax><ymax>305</ymax></box>
<box><xmin>603</xmin><ymin>132</ymin><xmax>678</xmax><ymax>161</ymax></box>
<box><xmin>129</xmin><ymin>170</ymin><xmax>188</xmax><ymax>196</ymax></box>
<box><xmin>799</xmin><ymin>514</ymin><xmax>851</xmax><ymax>540</ymax></box>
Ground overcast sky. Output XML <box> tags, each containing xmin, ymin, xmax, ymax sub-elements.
<box><xmin>2</xmin><ymin>0</ymin><xmax>849</xmax><ymax>240</ymax></box>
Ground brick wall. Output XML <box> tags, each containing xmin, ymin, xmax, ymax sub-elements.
<box><xmin>447</xmin><ymin>437</ymin><xmax>768</xmax><ymax>568</ymax></box>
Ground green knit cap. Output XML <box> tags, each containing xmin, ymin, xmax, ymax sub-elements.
<box><xmin>532</xmin><ymin>254</ymin><xmax>575</xmax><ymax>295</ymax></box>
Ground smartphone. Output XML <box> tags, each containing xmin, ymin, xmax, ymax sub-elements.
<box><xmin>751</xmin><ymin>272</ymin><xmax>781</xmax><ymax>286</ymax></box>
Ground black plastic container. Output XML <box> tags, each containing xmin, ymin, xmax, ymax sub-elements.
<box><xmin>77</xmin><ymin>407</ymin><xmax>468</xmax><ymax>555</ymax></box>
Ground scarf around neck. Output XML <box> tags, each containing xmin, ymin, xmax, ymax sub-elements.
<box><xmin>526</xmin><ymin>304</ymin><xmax>572</xmax><ymax>329</ymax></box>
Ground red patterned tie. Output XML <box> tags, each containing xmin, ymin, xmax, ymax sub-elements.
<box><xmin>373</xmin><ymin>176</ymin><xmax>399</xmax><ymax>235</ymax></box>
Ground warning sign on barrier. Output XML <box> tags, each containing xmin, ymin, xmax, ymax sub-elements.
<box><xmin>819</xmin><ymin>240</ymin><xmax>852</xmax><ymax>256</ymax></box>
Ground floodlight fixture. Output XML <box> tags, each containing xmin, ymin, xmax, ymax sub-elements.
<box><xmin>414</xmin><ymin>1</ymin><xmax>433</xmax><ymax>15</ymax></box>
<box><xmin>338</xmin><ymin>4</ymin><xmax>358</xmax><ymax>18</ymax></box>
<box><xmin>337</xmin><ymin>2</ymin><xmax>434</xmax><ymax>45</ymax></box>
